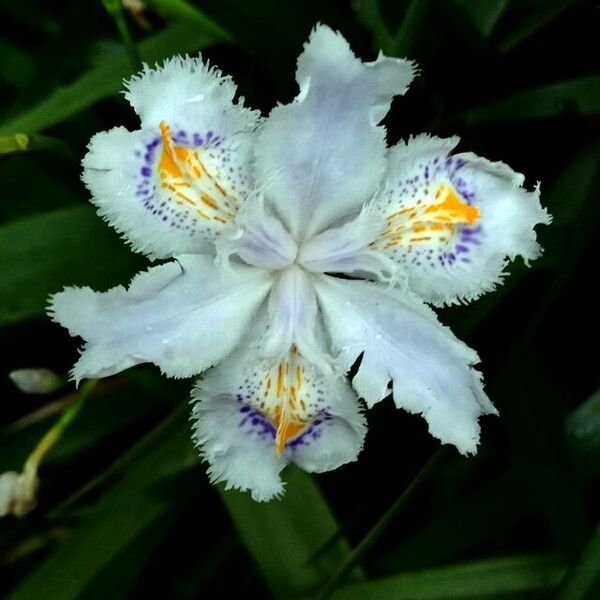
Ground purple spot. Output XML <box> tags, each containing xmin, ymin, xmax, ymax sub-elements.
<box><xmin>140</xmin><ymin>167</ymin><xmax>151</xmax><ymax>177</ymax></box>
<box><xmin>240</xmin><ymin>405</ymin><xmax>250</xmax><ymax>413</ymax></box>
<box><xmin>456</xmin><ymin>244</ymin><xmax>469</xmax><ymax>253</ymax></box>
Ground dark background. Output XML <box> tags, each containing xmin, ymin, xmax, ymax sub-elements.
<box><xmin>0</xmin><ymin>0</ymin><xmax>598</xmax><ymax>598</ymax></box>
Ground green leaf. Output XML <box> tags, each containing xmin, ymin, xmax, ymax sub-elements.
<box><xmin>544</xmin><ymin>143</ymin><xmax>600</xmax><ymax>227</ymax></box>
<box><xmin>355</xmin><ymin>0</ymin><xmax>394</xmax><ymax>52</ymax></box>
<box><xmin>374</xmin><ymin>469</ymin><xmax>533</xmax><ymax>572</ymax></box>
<box><xmin>7</xmin><ymin>407</ymin><xmax>196</xmax><ymax>600</ymax></box>
<box><xmin>0</xmin><ymin>37</ymin><xmax>35</xmax><ymax>87</ymax></box>
<box><xmin>145</xmin><ymin>0</ymin><xmax>233</xmax><ymax>42</ymax></box>
<box><xmin>565</xmin><ymin>388</ymin><xmax>600</xmax><ymax>469</ymax></box>
<box><xmin>332</xmin><ymin>554</ymin><xmax>566</xmax><ymax>599</ymax></box>
<box><xmin>463</xmin><ymin>75</ymin><xmax>600</xmax><ymax>124</ymax></box>
<box><xmin>0</xmin><ymin>23</ymin><xmax>226</xmax><ymax>135</ymax></box>
<box><xmin>453</xmin><ymin>0</ymin><xmax>509</xmax><ymax>38</ymax></box>
<box><xmin>389</xmin><ymin>0</ymin><xmax>432</xmax><ymax>56</ymax></box>
<box><xmin>557</xmin><ymin>525</ymin><xmax>600</xmax><ymax>600</ymax></box>
<box><xmin>0</xmin><ymin>206</ymin><xmax>143</xmax><ymax>326</ymax></box>
<box><xmin>356</xmin><ymin>0</ymin><xmax>431</xmax><ymax>57</ymax></box>
<box><xmin>219</xmin><ymin>466</ymin><xmax>363</xmax><ymax>599</ymax></box>
<box><xmin>499</xmin><ymin>0</ymin><xmax>578</xmax><ymax>53</ymax></box>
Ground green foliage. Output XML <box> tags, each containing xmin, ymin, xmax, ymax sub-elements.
<box><xmin>0</xmin><ymin>0</ymin><xmax>597</xmax><ymax>598</ymax></box>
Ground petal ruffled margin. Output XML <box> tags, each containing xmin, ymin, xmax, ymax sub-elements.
<box><xmin>49</xmin><ymin>255</ymin><xmax>272</xmax><ymax>382</ymax></box>
<box><xmin>83</xmin><ymin>56</ymin><xmax>260</xmax><ymax>259</ymax></box>
<box><xmin>191</xmin><ymin>341</ymin><xmax>365</xmax><ymax>501</ymax></box>
<box><xmin>314</xmin><ymin>275</ymin><xmax>497</xmax><ymax>455</ymax></box>
<box><xmin>255</xmin><ymin>24</ymin><xmax>416</xmax><ymax>240</ymax></box>
<box><xmin>370</xmin><ymin>134</ymin><xmax>551</xmax><ymax>305</ymax></box>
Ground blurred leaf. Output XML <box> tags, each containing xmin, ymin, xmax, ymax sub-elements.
<box><xmin>499</xmin><ymin>0</ymin><xmax>578</xmax><ymax>52</ymax></box>
<box><xmin>463</xmin><ymin>75</ymin><xmax>600</xmax><ymax>124</ymax></box>
<box><xmin>101</xmin><ymin>0</ymin><xmax>142</xmax><ymax>70</ymax></box>
<box><xmin>0</xmin><ymin>23</ymin><xmax>226</xmax><ymax>135</ymax></box>
<box><xmin>145</xmin><ymin>0</ymin><xmax>233</xmax><ymax>41</ymax></box>
<box><xmin>375</xmin><ymin>469</ymin><xmax>534</xmax><ymax>572</ymax></box>
<box><xmin>544</xmin><ymin>143</ymin><xmax>600</xmax><ymax>226</ymax></box>
<box><xmin>0</xmin><ymin>372</ymin><xmax>173</xmax><ymax>474</ymax></box>
<box><xmin>389</xmin><ymin>0</ymin><xmax>431</xmax><ymax>56</ymax></box>
<box><xmin>565</xmin><ymin>388</ymin><xmax>600</xmax><ymax>471</ymax></box>
<box><xmin>7</xmin><ymin>406</ymin><xmax>196</xmax><ymax>600</ymax></box>
<box><xmin>356</xmin><ymin>0</ymin><xmax>431</xmax><ymax>56</ymax></box>
<box><xmin>355</xmin><ymin>0</ymin><xmax>394</xmax><ymax>52</ymax></box>
<box><xmin>219</xmin><ymin>466</ymin><xmax>363</xmax><ymax>599</ymax></box>
<box><xmin>0</xmin><ymin>206</ymin><xmax>143</xmax><ymax>326</ymax></box>
<box><xmin>0</xmin><ymin>38</ymin><xmax>35</xmax><ymax>88</ymax></box>
<box><xmin>453</xmin><ymin>0</ymin><xmax>508</xmax><ymax>37</ymax></box>
<box><xmin>316</xmin><ymin>450</ymin><xmax>445</xmax><ymax>599</ymax></box>
<box><xmin>557</xmin><ymin>524</ymin><xmax>600</xmax><ymax>600</ymax></box>
<box><xmin>332</xmin><ymin>554</ymin><xmax>566</xmax><ymax>599</ymax></box>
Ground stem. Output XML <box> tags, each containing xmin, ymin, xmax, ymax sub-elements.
<box><xmin>101</xmin><ymin>0</ymin><xmax>141</xmax><ymax>70</ymax></box>
<box><xmin>314</xmin><ymin>448</ymin><xmax>446</xmax><ymax>600</ymax></box>
<box><xmin>24</xmin><ymin>380</ymin><xmax>97</xmax><ymax>474</ymax></box>
<box><xmin>0</xmin><ymin>133</ymin><xmax>73</xmax><ymax>157</ymax></box>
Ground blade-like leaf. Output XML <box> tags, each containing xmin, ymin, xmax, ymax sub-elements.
<box><xmin>499</xmin><ymin>0</ymin><xmax>578</xmax><ymax>52</ymax></box>
<box><xmin>0</xmin><ymin>206</ymin><xmax>143</xmax><ymax>326</ymax></box>
<box><xmin>0</xmin><ymin>23</ymin><xmax>226</xmax><ymax>135</ymax></box>
<box><xmin>463</xmin><ymin>75</ymin><xmax>600</xmax><ymax>124</ymax></box>
<box><xmin>454</xmin><ymin>0</ymin><xmax>509</xmax><ymax>38</ymax></box>
<box><xmin>565</xmin><ymin>388</ymin><xmax>600</xmax><ymax>472</ymax></box>
<box><xmin>219</xmin><ymin>466</ymin><xmax>363</xmax><ymax>599</ymax></box>
<box><xmin>332</xmin><ymin>554</ymin><xmax>566</xmax><ymax>599</ymax></box>
<box><xmin>557</xmin><ymin>525</ymin><xmax>600</xmax><ymax>600</ymax></box>
<box><xmin>6</xmin><ymin>406</ymin><xmax>196</xmax><ymax>600</ymax></box>
<box><xmin>0</xmin><ymin>37</ymin><xmax>35</xmax><ymax>88</ymax></box>
<box><xmin>145</xmin><ymin>0</ymin><xmax>232</xmax><ymax>42</ymax></box>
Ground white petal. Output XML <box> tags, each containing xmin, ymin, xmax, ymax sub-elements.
<box><xmin>290</xmin><ymin>380</ymin><xmax>366</xmax><ymax>474</ymax></box>
<box><xmin>260</xmin><ymin>266</ymin><xmax>329</xmax><ymax>368</ymax></box>
<box><xmin>216</xmin><ymin>198</ymin><xmax>298</xmax><ymax>270</ymax></box>
<box><xmin>255</xmin><ymin>24</ymin><xmax>416</xmax><ymax>240</ymax></box>
<box><xmin>314</xmin><ymin>275</ymin><xmax>497</xmax><ymax>454</ymax></box>
<box><xmin>124</xmin><ymin>55</ymin><xmax>260</xmax><ymax>133</ymax></box>
<box><xmin>371</xmin><ymin>134</ymin><xmax>551</xmax><ymax>305</ymax></box>
<box><xmin>49</xmin><ymin>256</ymin><xmax>272</xmax><ymax>382</ymax></box>
<box><xmin>84</xmin><ymin>56</ymin><xmax>260</xmax><ymax>260</ymax></box>
<box><xmin>191</xmin><ymin>384</ymin><xmax>286</xmax><ymax>502</ymax></box>
<box><xmin>298</xmin><ymin>209</ymin><xmax>398</xmax><ymax>282</ymax></box>
<box><xmin>191</xmin><ymin>338</ymin><xmax>366</xmax><ymax>500</ymax></box>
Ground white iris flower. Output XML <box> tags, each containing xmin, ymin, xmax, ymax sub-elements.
<box><xmin>49</xmin><ymin>25</ymin><xmax>550</xmax><ymax>501</ymax></box>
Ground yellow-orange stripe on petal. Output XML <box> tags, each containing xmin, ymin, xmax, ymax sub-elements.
<box><xmin>156</xmin><ymin>121</ymin><xmax>238</xmax><ymax>224</ymax></box>
<box><xmin>374</xmin><ymin>183</ymin><xmax>480</xmax><ymax>250</ymax></box>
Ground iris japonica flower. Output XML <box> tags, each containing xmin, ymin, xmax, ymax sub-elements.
<box><xmin>49</xmin><ymin>25</ymin><xmax>550</xmax><ymax>501</ymax></box>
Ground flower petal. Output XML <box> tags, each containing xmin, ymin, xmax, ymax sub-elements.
<box><xmin>314</xmin><ymin>275</ymin><xmax>496</xmax><ymax>454</ymax></box>
<box><xmin>49</xmin><ymin>256</ymin><xmax>272</xmax><ymax>382</ymax></box>
<box><xmin>124</xmin><ymin>56</ymin><xmax>259</xmax><ymax>133</ymax></box>
<box><xmin>191</xmin><ymin>339</ymin><xmax>366</xmax><ymax>501</ymax></box>
<box><xmin>298</xmin><ymin>209</ymin><xmax>398</xmax><ymax>282</ymax></box>
<box><xmin>216</xmin><ymin>199</ymin><xmax>298</xmax><ymax>270</ymax></box>
<box><xmin>192</xmin><ymin>385</ymin><xmax>286</xmax><ymax>502</ymax></box>
<box><xmin>259</xmin><ymin>266</ymin><xmax>329</xmax><ymax>369</ymax></box>
<box><xmin>254</xmin><ymin>24</ymin><xmax>416</xmax><ymax>240</ymax></box>
<box><xmin>371</xmin><ymin>134</ymin><xmax>551</xmax><ymax>305</ymax></box>
<box><xmin>83</xmin><ymin>56</ymin><xmax>260</xmax><ymax>259</ymax></box>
